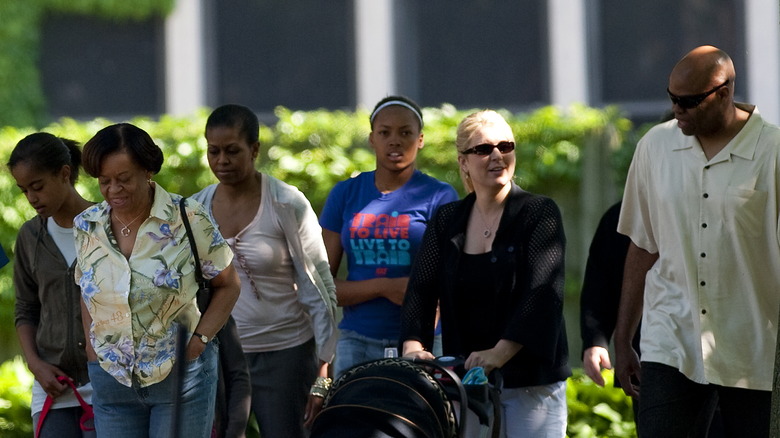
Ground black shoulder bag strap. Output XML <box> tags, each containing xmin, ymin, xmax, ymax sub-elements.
<box><xmin>179</xmin><ymin>197</ymin><xmax>212</xmax><ymax>312</ymax></box>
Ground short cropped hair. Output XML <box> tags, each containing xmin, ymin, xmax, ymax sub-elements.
<box><xmin>82</xmin><ymin>123</ymin><xmax>164</xmax><ymax>177</ymax></box>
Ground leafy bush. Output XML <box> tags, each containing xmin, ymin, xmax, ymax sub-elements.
<box><xmin>567</xmin><ymin>368</ymin><xmax>636</xmax><ymax>438</ymax></box>
<box><xmin>0</xmin><ymin>356</ymin><xmax>33</xmax><ymax>438</ymax></box>
<box><xmin>0</xmin><ymin>0</ymin><xmax>174</xmax><ymax>127</ymax></box>
<box><xmin>0</xmin><ymin>104</ymin><xmax>636</xmax><ymax>360</ymax></box>
<box><xmin>0</xmin><ymin>105</ymin><xmax>638</xmax><ymax>435</ymax></box>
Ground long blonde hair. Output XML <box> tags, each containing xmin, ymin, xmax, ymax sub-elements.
<box><xmin>455</xmin><ymin>110</ymin><xmax>513</xmax><ymax>193</ymax></box>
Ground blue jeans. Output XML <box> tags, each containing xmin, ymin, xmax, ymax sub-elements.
<box><xmin>333</xmin><ymin>329</ymin><xmax>398</xmax><ymax>379</ymax></box>
<box><xmin>500</xmin><ymin>381</ymin><xmax>567</xmax><ymax>438</ymax></box>
<box><xmin>33</xmin><ymin>406</ymin><xmax>96</xmax><ymax>438</ymax></box>
<box><xmin>87</xmin><ymin>341</ymin><xmax>218</xmax><ymax>438</ymax></box>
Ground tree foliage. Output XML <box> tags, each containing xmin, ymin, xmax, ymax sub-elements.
<box><xmin>0</xmin><ymin>0</ymin><xmax>174</xmax><ymax>127</ymax></box>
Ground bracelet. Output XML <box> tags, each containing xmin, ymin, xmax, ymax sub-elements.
<box><xmin>309</xmin><ymin>376</ymin><xmax>332</xmax><ymax>398</ymax></box>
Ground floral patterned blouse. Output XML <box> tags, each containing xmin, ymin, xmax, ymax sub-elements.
<box><xmin>74</xmin><ymin>184</ymin><xmax>232</xmax><ymax>387</ymax></box>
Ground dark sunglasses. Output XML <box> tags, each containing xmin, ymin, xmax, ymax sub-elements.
<box><xmin>667</xmin><ymin>79</ymin><xmax>729</xmax><ymax>109</ymax></box>
<box><xmin>462</xmin><ymin>141</ymin><xmax>515</xmax><ymax>156</ymax></box>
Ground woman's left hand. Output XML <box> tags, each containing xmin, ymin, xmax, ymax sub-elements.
<box><xmin>465</xmin><ymin>339</ymin><xmax>522</xmax><ymax>375</ymax></box>
<box><xmin>464</xmin><ymin>349</ymin><xmax>503</xmax><ymax>375</ymax></box>
<box><xmin>304</xmin><ymin>393</ymin><xmax>324</xmax><ymax>428</ymax></box>
<box><xmin>185</xmin><ymin>337</ymin><xmax>207</xmax><ymax>361</ymax></box>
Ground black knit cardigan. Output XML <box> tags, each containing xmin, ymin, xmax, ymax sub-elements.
<box><xmin>400</xmin><ymin>183</ymin><xmax>571</xmax><ymax>388</ymax></box>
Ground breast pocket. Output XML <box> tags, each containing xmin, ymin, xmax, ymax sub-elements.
<box><xmin>724</xmin><ymin>186</ymin><xmax>767</xmax><ymax>238</ymax></box>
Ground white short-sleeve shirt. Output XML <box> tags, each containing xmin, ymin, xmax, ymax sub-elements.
<box><xmin>618</xmin><ymin>104</ymin><xmax>780</xmax><ymax>390</ymax></box>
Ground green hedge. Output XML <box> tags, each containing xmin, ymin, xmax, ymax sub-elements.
<box><xmin>0</xmin><ymin>105</ymin><xmax>640</xmax><ymax>437</ymax></box>
<box><xmin>0</xmin><ymin>357</ymin><xmax>33</xmax><ymax>438</ymax></box>
<box><xmin>0</xmin><ymin>104</ymin><xmax>636</xmax><ymax>359</ymax></box>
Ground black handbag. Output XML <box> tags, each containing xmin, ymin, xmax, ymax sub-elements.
<box><xmin>179</xmin><ymin>197</ymin><xmax>212</xmax><ymax>311</ymax></box>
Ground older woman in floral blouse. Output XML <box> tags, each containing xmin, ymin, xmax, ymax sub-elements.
<box><xmin>74</xmin><ymin>123</ymin><xmax>240</xmax><ymax>438</ymax></box>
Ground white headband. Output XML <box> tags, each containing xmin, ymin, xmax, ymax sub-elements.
<box><xmin>370</xmin><ymin>100</ymin><xmax>423</xmax><ymax>127</ymax></box>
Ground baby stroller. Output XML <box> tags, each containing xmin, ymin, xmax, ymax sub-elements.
<box><xmin>310</xmin><ymin>357</ymin><xmax>501</xmax><ymax>438</ymax></box>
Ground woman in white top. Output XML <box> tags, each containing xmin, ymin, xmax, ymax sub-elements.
<box><xmin>192</xmin><ymin>104</ymin><xmax>337</xmax><ymax>438</ymax></box>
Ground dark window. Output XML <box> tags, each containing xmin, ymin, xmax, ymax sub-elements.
<box><xmin>209</xmin><ymin>0</ymin><xmax>355</xmax><ymax>112</ymax></box>
<box><xmin>594</xmin><ymin>0</ymin><xmax>745</xmax><ymax>120</ymax></box>
<box><xmin>397</xmin><ymin>0</ymin><xmax>547</xmax><ymax>111</ymax></box>
<box><xmin>40</xmin><ymin>13</ymin><xmax>165</xmax><ymax>121</ymax></box>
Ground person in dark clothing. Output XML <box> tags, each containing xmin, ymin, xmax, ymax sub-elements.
<box><xmin>400</xmin><ymin>110</ymin><xmax>570</xmax><ymax>437</ymax></box>
<box><xmin>580</xmin><ymin>201</ymin><xmax>632</xmax><ymax>387</ymax></box>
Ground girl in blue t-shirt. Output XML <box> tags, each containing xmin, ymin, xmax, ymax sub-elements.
<box><xmin>320</xmin><ymin>96</ymin><xmax>458</xmax><ymax>378</ymax></box>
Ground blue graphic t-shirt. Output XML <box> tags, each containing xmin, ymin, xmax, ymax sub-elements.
<box><xmin>320</xmin><ymin>170</ymin><xmax>458</xmax><ymax>339</ymax></box>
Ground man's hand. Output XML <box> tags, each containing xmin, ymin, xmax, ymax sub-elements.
<box><xmin>614</xmin><ymin>345</ymin><xmax>641</xmax><ymax>398</ymax></box>
<box><xmin>582</xmin><ymin>346</ymin><xmax>612</xmax><ymax>387</ymax></box>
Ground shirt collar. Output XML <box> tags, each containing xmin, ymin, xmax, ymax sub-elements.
<box><xmin>671</xmin><ymin>103</ymin><xmax>761</xmax><ymax>162</ymax></box>
<box><xmin>80</xmin><ymin>182</ymin><xmax>177</xmax><ymax>224</ymax></box>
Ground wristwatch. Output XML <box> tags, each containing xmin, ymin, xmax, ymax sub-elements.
<box><xmin>193</xmin><ymin>332</ymin><xmax>209</xmax><ymax>344</ymax></box>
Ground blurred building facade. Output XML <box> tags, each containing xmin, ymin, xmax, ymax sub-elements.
<box><xmin>40</xmin><ymin>0</ymin><xmax>779</xmax><ymax>124</ymax></box>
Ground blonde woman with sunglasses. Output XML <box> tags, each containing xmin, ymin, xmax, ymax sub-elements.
<box><xmin>401</xmin><ymin>110</ymin><xmax>570</xmax><ymax>437</ymax></box>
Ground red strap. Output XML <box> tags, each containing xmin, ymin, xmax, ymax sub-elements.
<box><xmin>35</xmin><ymin>376</ymin><xmax>95</xmax><ymax>436</ymax></box>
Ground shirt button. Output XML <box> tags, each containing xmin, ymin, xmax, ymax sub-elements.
<box><xmin>703</xmin><ymin>193</ymin><xmax>709</xmax><ymax>198</ymax></box>
<box><xmin>507</xmin><ymin>246</ymin><xmax>515</xmax><ymax>253</ymax></box>
<box><xmin>700</xmin><ymin>252</ymin><xmax>706</xmax><ymax>258</ymax></box>
<box><xmin>704</xmin><ymin>165</ymin><xmax>710</xmax><ymax>170</ymax></box>
<box><xmin>700</xmin><ymin>281</ymin><xmax>706</xmax><ymax>286</ymax></box>
<box><xmin>701</xmin><ymin>309</ymin><xmax>707</xmax><ymax>314</ymax></box>
<box><xmin>701</xmin><ymin>223</ymin><xmax>707</xmax><ymax>228</ymax></box>
<box><xmin>490</xmin><ymin>256</ymin><xmax>497</xmax><ymax>263</ymax></box>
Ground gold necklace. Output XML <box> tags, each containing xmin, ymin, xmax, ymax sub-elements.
<box><xmin>474</xmin><ymin>204</ymin><xmax>501</xmax><ymax>238</ymax></box>
<box><xmin>114</xmin><ymin>210</ymin><xmax>146</xmax><ymax>237</ymax></box>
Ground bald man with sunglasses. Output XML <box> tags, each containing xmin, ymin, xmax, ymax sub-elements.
<box><xmin>614</xmin><ymin>45</ymin><xmax>780</xmax><ymax>437</ymax></box>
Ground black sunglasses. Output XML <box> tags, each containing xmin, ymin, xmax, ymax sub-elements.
<box><xmin>667</xmin><ymin>79</ymin><xmax>729</xmax><ymax>109</ymax></box>
<box><xmin>462</xmin><ymin>141</ymin><xmax>515</xmax><ymax>156</ymax></box>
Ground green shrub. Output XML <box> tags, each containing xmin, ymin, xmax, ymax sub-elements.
<box><xmin>0</xmin><ymin>1</ymin><xmax>174</xmax><ymax>128</ymax></box>
<box><xmin>567</xmin><ymin>368</ymin><xmax>636</xmax><ymax>438</ymax></box>
<box><xmin>0</xmin><ymin>356</ymin><xmax>33</xmax><ymax>438</ymax></box>
<box><xmin>0</xmin><ymin>104</ymin><xmax>636</xmax><ymax>361</ymax></box>
<box><xmin>0</xmin><ymin>105</ymin><xmax>639</xmax><ymax>435</ymax></box>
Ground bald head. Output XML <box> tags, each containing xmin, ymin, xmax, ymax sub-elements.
<box><xmin>669</xmin><ymin>45</ymin><xmax>735</xmax><ymax>96</ymax></box>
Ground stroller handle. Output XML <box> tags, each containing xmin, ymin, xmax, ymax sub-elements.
<box><xmin>410</xmin><ymin>357</ymin><xmax>470</xmax><ymax>437</ymax></box>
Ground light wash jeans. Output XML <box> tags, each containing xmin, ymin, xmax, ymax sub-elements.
<box><xmin>87</xmin><ymin>341</ymin><xmax>218</xmax><ymax>438</ymax></box>
<box><xmin>333</xmin><ymin>329</ymin><xmax>398</xmax><ymax>379</ymax></box>
<box><xmin>499</xmin><ymin>380</ymin><xmax>567</xmax><ymax>438</ymax></box>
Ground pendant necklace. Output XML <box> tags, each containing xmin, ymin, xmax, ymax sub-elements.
<box><xmin>474</xmin><ymin>204</ymin><xmax>501</xmax><ymax>238</ymax></box>
<box><xmin>114</xmin><ymin>210</ymin><xmax>146</xmax><ymax>237</ymax></box>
